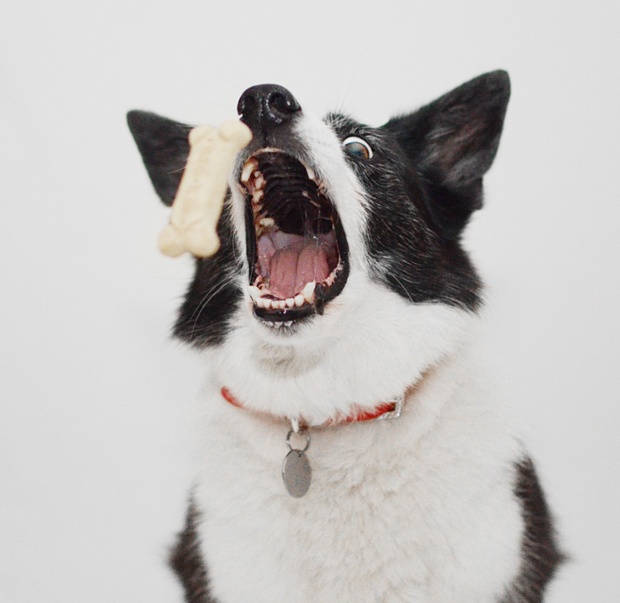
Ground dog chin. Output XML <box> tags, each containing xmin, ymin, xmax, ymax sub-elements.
<box><xmin>233</xmin><ymin>270</ymin><xmax>475</xmax><ymax>399</ymax></box>
<box><xmin>217</xmin><ymin>294</ymin><xmax>476</xmax><ymax>425</ymax></box>
<box><xmin>243</xmin><ymin>291</ymin><xmax>338</xmax><ymax>355</ymax></box>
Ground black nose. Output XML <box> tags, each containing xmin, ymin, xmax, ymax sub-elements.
<box><xmin>237</xmin><ymin>84</ymin><xmax>301</xmax><ymax>135</ymax></box>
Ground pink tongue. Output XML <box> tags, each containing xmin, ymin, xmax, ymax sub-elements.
<box><xmin>269</xmin><ymin>240</ymin><xmax>330</xmax><ymax>299</ymax></box>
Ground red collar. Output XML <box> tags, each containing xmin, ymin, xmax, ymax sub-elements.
<box><xmin>220</xmin><ymin>386</ymin><xmax>403</xmax><ymax>427</ymax></box>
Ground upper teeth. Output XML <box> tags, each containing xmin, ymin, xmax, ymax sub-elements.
<box><xmin>241</xmin><ymin>155</ymin><xmax>318</xmax><ymax>185</ymax></box>
<box><xmin>254</xmin><ymin>174</ymin><xmax>265</xmax><ymax>189</ymax></box>
<box><xmin>240</xmin><ymin>160</ymin><xmax>256</xmax><ymax>183</ymax></box>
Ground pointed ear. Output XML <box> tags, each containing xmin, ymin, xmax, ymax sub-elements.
<box><xmin>127</xmin><ymin>110</ymin><xmax>192</xmax><ymax>206</ymax></box>
<box><xmin>383</xmin><ymin>70</ymin><xmax>510</xmax><ymax>236</ymax></box>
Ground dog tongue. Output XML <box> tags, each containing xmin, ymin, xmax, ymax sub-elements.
<box><xmin>268</xmin><ymin>238</ymin><xmax>331</xmax><ymax>299</ymax></box>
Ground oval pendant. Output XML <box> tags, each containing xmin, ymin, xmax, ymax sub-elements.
<box><xmin>282</xmin><ymin>450</ymin><xmax>312</xmax><ymax>498</ymax></box>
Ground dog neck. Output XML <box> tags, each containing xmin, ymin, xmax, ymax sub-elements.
<box><xmin>220</xmin><ymin>385</ymin><xmax>406</xmax><ymax>429</ymax></box>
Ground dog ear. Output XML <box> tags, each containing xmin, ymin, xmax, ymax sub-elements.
<box><xmin>127</xmin><ymin>110</ymin><xmax>193</xmax><ymax>206</ymax></box>
<box><xmin>383</xmin><ymin>70</ymin><xmax>510</xmax><ymax>237</ymax></box>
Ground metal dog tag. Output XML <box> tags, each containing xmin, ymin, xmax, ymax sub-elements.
<box><xmin>282</xmin><ymin>428</ymin><xmax>311</xmax><ymax>498</ymax></box>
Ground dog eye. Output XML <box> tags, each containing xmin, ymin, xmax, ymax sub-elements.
<box><xmin>343</xmin><ymin>136</ymin><xmax>373</xmax><ymax>160</ymax></box>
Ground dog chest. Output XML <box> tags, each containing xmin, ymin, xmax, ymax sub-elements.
<box><xmin>192</xmin><ymin>387</ymin><xmax>524</xmax><ymax>602</ymax></box>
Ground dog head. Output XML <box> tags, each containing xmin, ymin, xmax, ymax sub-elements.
<box><xmin>128</xmin><ymin>72</ymin><xmax>509</xmax><ymax>418</ymax></box>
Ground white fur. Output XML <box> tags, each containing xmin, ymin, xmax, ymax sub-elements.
<box><xmin>188</xmin><ymin>113</ymin><xmax>526</xmax><ymax>602</ymax></box>
<box><xmin>192</xmin><ymin>345</ymin><xmax>525</xmax><ymax>602</ymax></box>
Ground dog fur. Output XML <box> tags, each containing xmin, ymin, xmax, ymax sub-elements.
<box><xmin>127</xmin><ymin>71</ymin><xmax>564</xmax><ymax>602</ymax></box>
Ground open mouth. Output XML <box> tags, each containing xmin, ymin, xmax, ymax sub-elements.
<box><xmin>240</xmin><ymin>150</ymin><xmax>349</xmax><ymax>324</ymax></box>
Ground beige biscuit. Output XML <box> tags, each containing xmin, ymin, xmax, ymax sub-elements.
<box><xmin>159</xmin><ymin>120</ymin><xmax>252</xmax><ymax>258</ymax></box>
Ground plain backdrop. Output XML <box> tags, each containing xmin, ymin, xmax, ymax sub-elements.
<box><xmin>1</xmin><ymin>1</ymin><xmax>619</xmax><ymax>601</ymax></box>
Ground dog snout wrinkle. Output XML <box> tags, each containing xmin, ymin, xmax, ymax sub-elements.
<box><xmin>238</xmin><ymin>84</ymin><xmax>301</xmax><ymax>138</ymax></box>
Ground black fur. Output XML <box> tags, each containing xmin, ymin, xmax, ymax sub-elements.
<box><xmin>500</xmin><ymin>458</ymin><xmax>565</xmax><ymax>602</ymax></box>
<box><xmin>383</xmin><ymin>70</ymin><xmax>510</xmax><ymax>238</ymax></box>
<box><xmin>334</xmin><ymin>110</ymin><xmax>484</xmax><ymax>309</ymax></box>
<box><xmin>329</xmin><ymin>72</ymin><xmax>509</xmax><ymax>308</ymax></box>
<box><xmin>126</xmin><ymin>111</ymin><xmax>243</xmax><ymax>346</ymax></box>
<box><xmin>127</xmin><ymin>72</ymin><xmax>509</xmax><ymax>343</ymax></box>
<box><xmin>128</xmin><ymin>72</ymin><xmax>563</xmax><ymax>601</ymax></box>
<box><xmin>172</xmin><ymin>203</ymin><xmax>244</xmax><ymax>347</ymax></box>
<box><xmin>169</xmin><ymin>460</ymin><xmax>565</xmax><ymax>603</ymax></box>
<box><xmin>169</xmin><ymin>502</ymin><xmax>217</xmax><ymax>603</ymax></box>
<box><xmin>126</xmin><ymin>111</ymin><xmax>191</xmax><ymax>206</ymax></box>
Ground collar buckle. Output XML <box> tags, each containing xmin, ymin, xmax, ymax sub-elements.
<box><xmin>376</xmin><ymin>394</ymin><xmax>404</xmax><ymax>421</ymax></box>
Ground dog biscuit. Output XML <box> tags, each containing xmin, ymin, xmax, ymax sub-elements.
<box><xmin>159</xmin><ymin>120</ymin><xmax>252</xmax><ymax>258</ymax></box>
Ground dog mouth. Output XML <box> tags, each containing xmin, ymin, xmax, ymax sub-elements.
<box><xmin>239</xmin><ymin>150</ymin><xmax>349</xmax><ymax>323</ymax></box>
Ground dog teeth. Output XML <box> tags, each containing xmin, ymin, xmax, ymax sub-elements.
<box><xmin>324</xmin><ymin>272</ymin><xmax>336</xmax><ymax>287</ymax></box>
<box><xmin>240</xmin><ymin>161</ymin><xmax>256</xmax><ymax>183</ymax></box>
<box><xmin>248</xmin><ymin>287</ymin><xmax>312</xmax><ymax>312</ymax></box>
<box><xmin>248</xmin><ymin>286</ymin><xmax>261</xmax><ymax>301</ymax></box>
<box><xmin>265</xmin><ymin>320</ymin><xmax>294</xmax><ymax>329</ymax></box>
<box><xmin>305</xmin><ymin>165</ymin><xmax>316</xmax><ymax>181</ymax></box>
<box><xmin>250</xmin><ymin>282</ymin><xmax>316</xmax><ymax>309</ymax></box>
<box><xmin>249</xmin><ymin>272</ymin><xmax>339</xmax><ymax>314</ymax></box>
<box><xmin>302</xmin><ymin>281</ymin><xmax>316</xmax><ymax>303</ymax></box>
<box><xmin>254</xmin><ymin>174</ymin><xmax>265</xmax><ymax>190</ymax></box>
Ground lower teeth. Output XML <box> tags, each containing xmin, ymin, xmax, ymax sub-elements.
<box><xmin>249</xmin><ymin>285</ymin><xmax>315</xmax><ymax>311</ymax></box>
<box><xmin>250</xmin><ymin>262</ymin><xmax>342</xmax><ymax>312</ymax></box>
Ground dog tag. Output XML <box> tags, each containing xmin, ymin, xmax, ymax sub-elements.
<box><xmin>282</xmin><ymin>428</ymin><xmax>312</xmax><ymax>498</ymax></box>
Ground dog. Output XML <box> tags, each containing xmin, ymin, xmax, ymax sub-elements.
<box><xmin>127</xmin><ymin>71</ymin><xmax>564</xmax><ymax>602</ymax></box>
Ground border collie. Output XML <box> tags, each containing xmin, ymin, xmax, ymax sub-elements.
<box><xmin>127</xmin><ymin>71</ymin><xmax>563</xmax><ymax>602</ymax></box>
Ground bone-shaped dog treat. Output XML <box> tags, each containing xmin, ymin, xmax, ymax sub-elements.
<box><xmin>158</xmin><ymin>120</ymin><xmax>252</xmax><ymax>258</ymax></box>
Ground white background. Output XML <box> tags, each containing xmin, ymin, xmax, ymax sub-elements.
<box><xmin>1</xmin><ymin>1</ymin><xmax>618</xmax><ymax>601</ymax></box>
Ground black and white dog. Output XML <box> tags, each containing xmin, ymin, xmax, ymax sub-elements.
<box><xmin>128</xmin><ymin>71</ymin><xmax>563</xmax><ymax>602</ymax></box>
